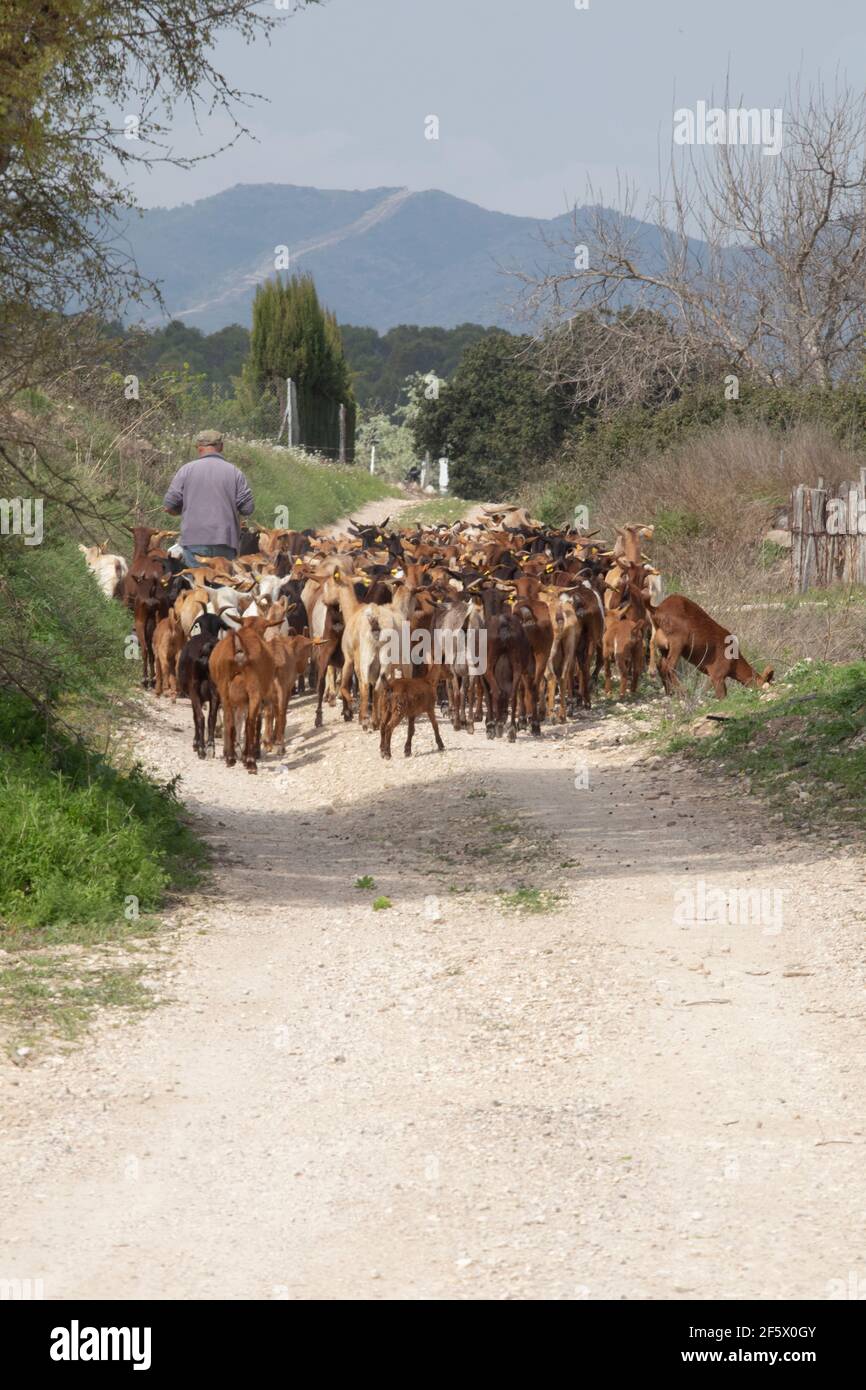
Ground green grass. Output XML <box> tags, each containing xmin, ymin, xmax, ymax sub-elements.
<box><xmin>399</xmin><ymin>495</ymin><xmax>475</xmax><ymax>526</ymax></box>
<box><xmin>498</xmin><ymin>887</ymin><xmax>562</xmax><ymax>915</ymax></box>
<box><xmin>0</xmin><ymin>693</ymin><xmax>205</xmax><ymax>945</ymax></box>
<box><xmin>0</xmin><ymin>955</ymin><xmax>158</xmax><ymax>1058</ymax></box>
<box><xmin>219</xmin><ymin>439</ymin><xmax>390</xmax><ymax>531</ymax></box>
<box><xmin>372</xmin><ymin>896</ymin><xmax>392</xmax><ymax>911</ymax></box>
<box><xmin>665</xmin><ymin>660</ymin><xmax>866</xmax><ymax>828</ymax></box>
<box><xmin>355</xmin><ymin>875</ymin><xmax>375</xmax><ymax>890</ymax></box>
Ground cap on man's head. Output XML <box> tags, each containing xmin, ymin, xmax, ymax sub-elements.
<box><xmin>196</xmin><ymin>428</ymin><xmax>224</xmax><ymax>448</ymax></box>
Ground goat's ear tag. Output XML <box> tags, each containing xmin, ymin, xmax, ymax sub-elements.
<box><xmin>333</xmin><ymin>569</ymin><xmax>340</xmax><ymax>580</ymax></box>
<box><xmin>294</xmin><ymin>557</ymin><xmax>302</xmax><ymax>565</ymax></box>
<box><xmin>545</xmin><ymin>563</ymin><xmax>554</xmax><ymax>572</ymax></box>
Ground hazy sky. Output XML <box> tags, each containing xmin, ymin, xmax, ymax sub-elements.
<box><xmin>131</xmin><ymin>0</ymin><xmax>866</xmax><ymax>217</ymax></box>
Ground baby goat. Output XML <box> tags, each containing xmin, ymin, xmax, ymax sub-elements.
<box><xmin>378</xmin><ymin>665</ymin><xmax>445</xmax><ymax>760</ymax></box>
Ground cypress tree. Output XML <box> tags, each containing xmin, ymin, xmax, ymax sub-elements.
<box><xmin>248</xmin><ymin>273</ymin><xmax>355</xmax><ymax>458</ymax></box>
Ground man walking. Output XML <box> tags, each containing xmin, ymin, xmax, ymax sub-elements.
<box><xmin>164</xmin><ymin>429</ymin><xmax>254</xmax><ymax>567</ymax></box>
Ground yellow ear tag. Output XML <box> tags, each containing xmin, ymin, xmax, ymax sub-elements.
<box><xmin>546</xmin><ymin>564</ymin><xmax>554</xmax><ymax>572</ymax></box>
<box><xmin>333</xmin><ymin>569</ymin><xmax>340</xmax><ymax>580</ymax></box>
<box><xmin>294</xmin><ymin>557</ymin><xmax>302</xmax><ymax>565</ymax></box>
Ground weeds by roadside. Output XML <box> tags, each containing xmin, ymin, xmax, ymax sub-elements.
<box><xmin>648</xmin><ymin>660</ymin><xmax>866</xmax><ymax>832</ymax></box>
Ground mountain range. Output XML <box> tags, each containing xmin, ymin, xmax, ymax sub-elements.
<box><xmin>122</xmin><ymin>184</ymin><xmax>682</xmax><ymax>333</ymax></box>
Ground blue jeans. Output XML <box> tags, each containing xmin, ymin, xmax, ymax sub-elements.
<box><xmin>182</xmin><ymin>543</ymin><xmax>237</xmax><ymax>567</ymax></box>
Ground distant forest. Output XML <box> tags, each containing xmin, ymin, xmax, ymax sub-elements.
<box><xmin>122</xmin><ymin>318</ymin><xmax>508</xmax><ymax>416</ymax></box>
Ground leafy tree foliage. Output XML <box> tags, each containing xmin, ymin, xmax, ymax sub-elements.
<box><xmin>340</xmin><ymin>323</ymin><xmax>506</xmax><ymax>415</ymax></box>
<box><xmin>0</xmin><ymin>3</ymin><xmax>324</xmax><ymax>407</ymax></box>
<box><xmin>124</xmin><ymin>320</ymin><xmax>251</xmax><ymax>392</ymax></box>
<box><xmin>247</xmin><ymin>274</ymin><xmax>356</xmax><ymax>459</ymax></box>
<box><xmin>412</xmin><ymin>332</ymin><xmax>573</xmax><ymax>497</ymax></box>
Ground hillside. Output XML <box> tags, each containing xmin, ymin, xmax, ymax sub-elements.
<box><xmin>124</xmin><ymin>185</ymin><xmax>691</xmax><ymax>333</ymax></box>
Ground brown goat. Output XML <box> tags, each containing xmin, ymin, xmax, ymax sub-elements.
<box><xmin>208</xmin><ymin>617</ymin><xmax>279</xmax><ymax>772</ymax></box>
<box><xmin>378</xmin><ymin>666</ymin><xmax>446</xmax><ymax>759</ymax></box>
<box><xmin>603</xmin><ymin>561</ymin><xmax>651</xmax><ymax>698</ymax></box>
<box><xmin>153</xmin><ymin>608</ymin><xmax>184</xmax><ymax>700</ymax></box>
<box><xmin>649</xmin><ymin>594</ymin><xmax>774</xmax><ymax>698</ymax></box>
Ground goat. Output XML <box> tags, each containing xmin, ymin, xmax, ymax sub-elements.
<box><xmin>378</xmin><ymin>666</ymin><xmax>446</xmax><ymax>759</ymax></box>
<box><xmin>153</xmin><ymin>608</ymin><xmax>185</xmax><ymax>700</ymax></box>
<box><xmin>208</xmin><ymin>614</ymin><xmax>284</xmax><ymax>772</ymax></box>
<box><xmin>603</xmin><ymin>561</ymin><xmax>651</xmax><ymax>698</ymax></box>
<box><xmin>78</xmin><ymin>542</ymin><xmax>128</xmax><ymax>600</ymax></box>
<box><xmin>649</xmin><ymin>595</ymin><xmax>774</xmax><ymax>698</ymax></box>
<box><xmin>177</xmin><ymin>613</ymin><xmax>227</xmax><ymax>757</ymax></box>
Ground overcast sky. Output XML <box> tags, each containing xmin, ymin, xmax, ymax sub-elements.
<box><xmin>130</xmin><ymin>0</ymin><xmax>866</xmax><ymax>217</ymax></box>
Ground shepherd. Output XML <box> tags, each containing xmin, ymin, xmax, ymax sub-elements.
<box><xmin>163</xmin><ymin>428</ymin><xmax>255</xmax><ymax>568</ymax></box>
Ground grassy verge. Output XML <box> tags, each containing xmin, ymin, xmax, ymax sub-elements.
<box><xmin>0</xmin><ymin>691</ymin><xmax>205</xmax><ymax>1056</ymax></box>
<box><xmin>654</xmin><ymin>660</ymin><xmax>866</xmax><ymax>832</ymax></box>
<box><xmin>399</xmin><ymin>495</ymin><xmax>476</xmax><ymax>525</ymax></box>
<box><xmin>225</xmin><ymin>440</ymin><xmax>391</xmax><ymax>529</ymax></box>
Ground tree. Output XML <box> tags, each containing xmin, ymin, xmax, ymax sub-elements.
<box><xmin>0</xmin><ymin>2</ymin><xmax>320</xmax><ymax>410</ymax></box>
<box><xmin>246</xmin><ymin>274</ymin><xmax>356</xmax><ymax>458</ymax></box>
<box><xmin>412</xmin><ymin>333</ymin><xmax>571</xmax><ymax>498</ymax></box>
<box><xmin>516</xmin><ymin>77</ymin><xmax>866</xmax><ymax>406</ymax></box>
<box><xmin>340</xmin><ymin>322</ymin><xmax>506</xmax><ymax>414</ymax></box>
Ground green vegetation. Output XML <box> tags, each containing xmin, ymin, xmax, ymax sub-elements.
<box><xmin>0</xmin><ymin>693</ymin><xmax>204</xmax><ymax>942</ymax></box>
<box><xmin>412</xmin><ymin>332</ymin><xmax>573</xmax><ymax>498</ymax></box>
<box><xmin>663</xmin><ymin>661</ymin><xmax>866</xmax><ymax>830</ymax></box>
<box><xmin>341</xmin><ymin>323</ymin><xmax>505</xmax><ymax>414</ymax></box>
<box><xmin>0</xmin><ymin>954</ymin><xmax>157</xmax><ymax>1059</ymax></box>
<box><xmin>225</xmin><ymin>439</ymin><xmax>388</xmax><ymax>529</ymax></box>
<box><xmin>525</xmin><ymin>381</ymin><xmax>866</xmax><ymax>529</ymax></box>
<box><xmin>124</xmin><ymin>320</ymin><xmax>251</xmax><ymax>393</ymax></box>
<box><xmin>355</xmin><ymin>875</ymin><xmax>375</xmax><ymax>890</ymax></box>
<box><xmin>498</xmin><ymin>887</ymin><xmax>562</xmax><ymax>915</ymax></box>
<box><xmin>399</xmin><ymin>496</ymin><xmax>476</xmax><ymax>526</ymax></box>
<box><xmin>246</xmin><ymin>273</ymin><xmax>356</xmax><ymax>457</ymax></box>
<box><xmin>372</xmin><ymin>896</ymin><xmax>392</xmax><ymax>911</ymax></box>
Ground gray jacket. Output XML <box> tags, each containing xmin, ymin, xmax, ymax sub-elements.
<box><xmin>163</xmin><ymin>454</ymin><xmax>254</xmax><ymax>551</ymax></box>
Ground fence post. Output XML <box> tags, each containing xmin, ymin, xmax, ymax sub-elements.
<box><xmin>278</xmin><ymin>378</ymin><xmax>299</xmax><ymax>447</ymax></box>
<box><xmin>339</xmin><ymin>403</ymin><xmax>347</xmax><ymax>463</ymax></box>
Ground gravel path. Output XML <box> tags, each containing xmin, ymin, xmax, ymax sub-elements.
<box><xmin>2</xmin><ymin>677</ymin><xmax>865</xmax><ymax>1301</ymax></box>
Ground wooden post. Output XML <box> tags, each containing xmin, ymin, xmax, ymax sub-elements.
<box><xmin>339</xmin><ymin>403</ymin><xmax>347</xmax><ymax>464</ymax></box>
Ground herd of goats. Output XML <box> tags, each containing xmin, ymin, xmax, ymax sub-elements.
<box><xmin>79</xmin><ymin>504</ymin><xmax>774</xmax><ymax>773</ymax></box>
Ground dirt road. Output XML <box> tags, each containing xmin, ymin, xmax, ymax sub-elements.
<box><xmin>3</xmin><ymin>661</ymin><xmax>865</xmax><ymax>1300</ymax></box>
